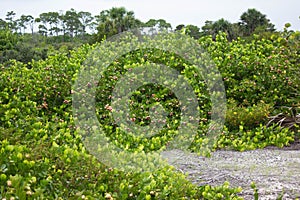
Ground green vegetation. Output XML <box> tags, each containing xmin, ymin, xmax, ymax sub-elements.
<box><xmin>0</xmin><ymin>6</ymin><xmax>300</xmax><ymax>200</ymax></box>
<box><xmin>0</xmin><ymin>7</ymin><xmax>285</xmax><ymax>65</ymax></box>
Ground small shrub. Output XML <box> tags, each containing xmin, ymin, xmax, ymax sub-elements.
<box><xmin>225</xmin><ymin>100</ymin><xmax>271</xmax><ymax>131</ymax></box>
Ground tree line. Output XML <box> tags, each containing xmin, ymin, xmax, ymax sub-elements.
<box><xmin>0</xmin><ymin>7</ymin><xmax>278</xmax><ymax>41</ymax></box>
<box><xmin>1</xmin><ymin>7</ymin><xmax>297</xmax><ymax>65</ymax></box>
<box><xmin>1</xmin><ymin>9</ymin><xmax>96</xmax><ymax>38</ymax></box>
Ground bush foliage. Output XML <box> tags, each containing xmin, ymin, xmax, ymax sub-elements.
<box><xmin>0</xmin><ymin>30</ymin><xmax>299</xmax><ymax>199</ymax></box>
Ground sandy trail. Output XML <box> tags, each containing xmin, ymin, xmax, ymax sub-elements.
<box><xmin>162</xmin><ymin>149</ymin><xmax>300</xmax><ymax>199</ymax></box>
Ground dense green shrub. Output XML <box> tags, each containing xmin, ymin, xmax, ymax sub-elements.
<box><xmin>199</xmin><ymin>32</ymin><xmax>299</xmax><ymax>107</ymax></box>
<box><xmin>216</xmin><ymin>125</ymin><xmax>295</xmax><ymax>151</ymax></box>
<box><xmin>0</xmin><ymin>30</ymin><xmax>299</xmax><ymax>199</ymax></box>
<box><xmin>225</xmin><ymin>100</ymin><xmax>271</xmax><ymax>131</ymax></box>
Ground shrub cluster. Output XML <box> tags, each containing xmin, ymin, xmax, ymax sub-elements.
<box><xmin>0</xmin><ymin>30</ymin><xmax>299</xmax><ymax>199</ymax></box>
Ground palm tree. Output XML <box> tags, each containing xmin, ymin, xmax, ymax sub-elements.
<box><xmin>201</xmin><ymin>19</ymin><xmax>234</xmax><ymax>40</ymax></box>
<box><xmin>95</xmin><ymin>7</ymin><xmax>141</xmax><ymax>41</ymax></box>
<box><xmin>211</xmin><ymin>18</ymin><xmax>234</xmax><ymax>40</ymax></box>
<box><xmin>239</xmin><ymin>8</ymin><xmax>275</xmax><ymax>36</ymax></box>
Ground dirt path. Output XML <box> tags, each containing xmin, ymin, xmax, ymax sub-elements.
<box><xmin>162</xmin><ymin>149</ymin><xmax>300</xmax><ymax>199</ymax></box>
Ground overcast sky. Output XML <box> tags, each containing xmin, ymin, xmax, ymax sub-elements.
<box><xmin>1</xmin><ymin>0</ymin><xmax>299</xmax><ymax>31</ymax></box>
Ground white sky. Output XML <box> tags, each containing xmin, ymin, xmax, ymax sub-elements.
<box><xmin>1</xmin><ymin>0</ymin><xmax>299</xmax><ymax>31</ymax></box>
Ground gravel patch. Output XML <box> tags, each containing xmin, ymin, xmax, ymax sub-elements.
<box><xmin>161</xmin><ymin>149</ymin><xmax>300</xmax><ymax>199</ymax></box>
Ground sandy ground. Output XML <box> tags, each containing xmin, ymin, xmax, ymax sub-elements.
<box><xmin>162</xmin><ymin>148</ymin><xmax>300</xmax><ymax>200</ymax></box>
